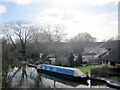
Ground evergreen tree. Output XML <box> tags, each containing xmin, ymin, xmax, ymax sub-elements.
<box><xmin>69</xmin><ymin>52</ymin><xmax>74</xmax><ymax>67</ymax></box>
<box><xmin>77</xmin><ymin>52</ymin><xmax>82</xmax><ymax>66</ymax></box>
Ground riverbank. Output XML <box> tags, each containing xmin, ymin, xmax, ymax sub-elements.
<box><xmin>90</xmin><ymin>66</ymin><xmax>120</xmax><ymax>88</ymax></box>
<box><xmin>73</xmin><ymin>65</ymin><xmax>120</xmax><ymax>89</ymax></box>
<box><xmin>90</xmin><ymin>76</ymin><xmax>120</xmax><ymax>89</ymax></box>
<box><xmin>28</xmin><ymin>64</ymin><xmax>120</xmax><ymax>89</ymax></box>
<box><xmin>73</xmin><ymin>65</ymin><xmax>97</xmax><ymax>75</ymax></box>
<box><xmin>28</xmin><ymin>64</ymin><xmax>97</xmax><ymax>76</ymax></box>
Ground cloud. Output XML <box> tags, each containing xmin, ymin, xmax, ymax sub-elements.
<box><xmin>110</xmin><ymin>21</ymin><xmax>118</xmax><ymax>25</ymax></box>
<box><xmin>1</xmin><ymin>0</ymin><xmax>118</xmax><ymax>41</ymax></box>
<box><xmin>2</xmin><ymin>0</ymin><xmax>33</xmax><ymax>5</ymax></box>
<box><xmin>37</xmin><ymin>8</ymin><xmax>118</xmax><ymax>41</ymax></box>
<box><xmin>0</xmin><ymin>5</ymin><xmax>6</xmax><ymax>13</ymax></box>
<box><xmin>52</xmin><ymin>0</ymin><xmax>119</xmax><ymax>10</ymax></box>
<box><xmin>36</xmin><ymin>0</ymin><xmax>118</xmax><ymax>25</ymax></box>
<box><xmin>36</xmin><ymin>0</ymin><xmax>118</xmax><ymax>41</ymax></box>
<box><xmin>37</xmin><ymin>9</ymin><xmax>75</xmax><ymax>24</ymax></box>
<box><xmin>2</xmin><ymin>0</ymin><xmax>119</xmax><ymax>6</ymax></box>
<box><xmin>37</xmin><ymin>8</ymin><xmax>111</xmax><ymax>25</ymax></box>
<box><xmin>2</xmin><ymin>0</ymin><xmax>50</xmax><ymax>5</ymax></box>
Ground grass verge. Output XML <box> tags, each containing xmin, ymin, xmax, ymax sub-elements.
<box><xmin>74</xmin><ymin>65</ymin><xmax>97</xmax><ymax>74</ymax></box>
<box><xmin>111</xmin><ymin>76</ymin><xmax>120</xmax><ymax>82</ymax></box>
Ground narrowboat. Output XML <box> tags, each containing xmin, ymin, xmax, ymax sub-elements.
<box><xmin>38</xmin><ymin>73</ymin><xmax>89</xmax><ymax>86</ymax></box>
<box><xmin>37</xmin><ymin>64</ymin><xmax>89</xmax><ymax>81</ymax></box>
<box><xmin>106</xmin><ymin>80</ymin><xmax>120</xmax><ymax>89</ymax></box>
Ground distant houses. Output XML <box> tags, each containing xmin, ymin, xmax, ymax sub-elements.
<box><xmin>83</xmin><ymin>42</ymin><xmax>107</xmax><ymax>54</ymax></box>
<box><xmin>49</xmin><ymin>57</ymin><xmax>56</xmax><ymax>65</ymax></box>
<box><xmin>47</xmin><ymin>54</ymin><xmax>56</xmax><ymax>65</ymax></box>
<box><xmin>39</xmin><ymin>40</ymin><xmax>120</xmax><ymax>67</ymax></box>
<box><xmin>99</xmin><ymin>40</ymin><xmax>120</xmax><ymax>68</ymax></box>
<box><xmin>82</xmin><ymin>52</ymin><xmax>97</xmax><ymax>61</ymax></box>
<box><xmin>80</xmin><ymin>42</ymin><xmax>106</xmax><ymax>64</ymax></box>
<box><xmin>73</xmin><ymin>42</ymin><xmax>107</xmax><ymax>64</ymax></box>
<box><xmin>76</xmin><ymin>41</ymin><xmax>120</xmax><ymax>67</ymax></box>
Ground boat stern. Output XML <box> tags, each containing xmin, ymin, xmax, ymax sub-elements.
<box><xmin>37</xmin><ymin>64</ymin><xmax>43</xmax><ymax>69</ymax></box>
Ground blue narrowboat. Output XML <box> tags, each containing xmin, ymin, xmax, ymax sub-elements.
<box><xmin>37</xmin><ymin>64</ymin><xmax>89</xmax><ymax>81</ymax></box>
<box><xmin>106</xmin><ymin>80</ymin><xmax>120</xmax><ymax>89</ymax></box>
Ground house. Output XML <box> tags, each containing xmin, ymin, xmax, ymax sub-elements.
<box><xmin>94</xmin><ymin>52</ymin><xmax>108</xmax><ymax>59</ymax></box>
<box><xmin>98</xmin><ymin>40</ymin><xmax>119</xmax><ymax>50</ymax></box>
<box><xmin>46</xmin><ymin>54</ymin><xmax>56</xmax><ymax>65</ymax></box>
<box><xmin>73</xmin><ymin>52</ymin><xmax>98</xmax><ymax>65</ymax></box>
<box><xmin>82</xmin><ymin>52</ymin><xmax>97</xmax><ymax>61</ymax></box>
<box><xmin>99</xmin><ymin>40</ymin><xmax>120</xmax><ymax>67</ymax></box>
<box><xmin>102</xmin><ymin>49</ymin><xmax>120</xmax><ymax>67</ymax></box>
<box><xmin>49</xmin><ymin>58</ymin><xmax>56</xmax><ymax>65</ymax></box>
<box><xmin>84</xmin><ymin>42</ymin><xmax>107</xmax><ymax>54</ymax></box>
<box><xmin>39</xmin><ymin>53</ymin><xmax>43</xmax><ymax>59</ymax></box>
<box><xmin>73</xmin><ymin>42</ymin><xmax>105</xmax><ymax>63</ymax></box>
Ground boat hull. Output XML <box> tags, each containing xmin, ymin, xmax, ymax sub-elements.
<box><xmin>37</xmin><ymin>69</ymin><xmax>89</xmax><ymax>82</ymax></box>
<box><xmin>106</xmin><ymin>81</ymin><xmax>120</xmax><ymax>89</ymax></box>
<box><xmin>107</xmin><ymin>83</ymin><xmax>120</xmax><ymax>89</ymax></box>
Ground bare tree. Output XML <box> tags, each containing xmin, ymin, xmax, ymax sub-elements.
<box><xmin>70</xmin><ymin>32</ymin><xmax>96</xmax><ymax>42</ymax></box>
<box><xmin>2</xmin><ymin>21</ymin><xmax>35</xmax><ymax>60</ymax></box>
<box><xmin>68</xmin><ymin>32</ymin><xmax>97</xmax><ymax>66</ymax></box>
<box><xmin>69</xmin><ymin>32</ymin><xmax>96</xmax><ymax>53</ymax></box>
<box><xmin>69</xmin><ymin>52</ymin><xmax>74</xmax><ymax>67</ymax></box>
<box><xmin>41</xmin><ymin>25</ymin><xmax>67</xmax><ymax>54</ymax></box>
<box><xmin>107</xmin><ymin>36</ymin><xmax>119</xmax><ymax>41</ymax></box>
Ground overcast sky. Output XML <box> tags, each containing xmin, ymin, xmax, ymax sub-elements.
<box><xmin>0</xmin><ymin>0</ymin><xmax>119</xmax><ymax>41</ymax></box>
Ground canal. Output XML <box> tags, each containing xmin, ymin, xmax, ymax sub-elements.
<box><xmin>7</xmin><ymin>66</ymin><xmax>116</xmax><ymax>89</ymax></box>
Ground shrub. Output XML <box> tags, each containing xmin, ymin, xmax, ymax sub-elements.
<box><xmin>55</xmin><ymin>57</ymin><xmax>69</xmax><ymax>66</ymax></box>
<box><xmin>44</xmin><ymin>61</ymin><xmax>50</xmax><ymax>64</ymax></box>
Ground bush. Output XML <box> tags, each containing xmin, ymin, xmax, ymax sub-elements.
<box><xmin>35</xmin><ymin>61</ymin><xmax>40</xmax><ymax>65</ymax></box>
<box><xmin>44</xmin><ymin>61</ymin><xmax>50</xmax><ymax>64</ymax></box>
<box><xmin>101</xmin><ymin>64</ymin><xmax>108</xmax><ymax>67</ymax></box>
<box><xmin>82</xmin><ymin>61</ymin><xmax>87</xmax><ymax>64</ymax></box>
<box><xmin>39</xmin><ymin>60</ymin><xmax>43</xmax><ymax>64</ymax></box>
<box><xmin>55</xmin><ymin>57</ymin><xmax>69</xmax><ymax>66</ymax></box>
<box><xmin>91</xmin><ymin>67</ymin><xmax>120</xmax><ymax>77</ymax></box>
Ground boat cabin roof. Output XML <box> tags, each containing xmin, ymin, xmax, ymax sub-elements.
<box><xmin>39</xmin><ymin>64</ymin><xmax>84</xmax><ymax>76</ymax></box>
<box><xmin>42</xmin><ymin>64</ymin><xmax>76</xmax><ymax>70</ymax></box>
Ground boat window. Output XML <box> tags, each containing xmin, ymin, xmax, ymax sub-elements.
<box><xmin>43</xmin><ymin>66</ymin><xmax>45</xmax><ymax>69</ymax></box>
<box><xmin>42</xmin><ymin>66</ymin><xmax>45</xmax><ymax>69</ymax></box>
<box><xmin>46</xmin><ymin>67</ymin><xmax>50</xmax><ymax>70</ymax></box>
<box><xmin>66</xmin><ymin>70</ymin><xmax>70</xmax><ymax>73</ymax></box>
<box><xmin>59</xmin><ymin>69</ymin><xmax>62</xmax><ymax>72</ymax></box>
<box><xmin>53</xmin><ymin>68</ymin><xmax>57</xmax><ymax>71</ymax></box>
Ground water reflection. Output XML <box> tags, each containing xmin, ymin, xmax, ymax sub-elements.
<box><xmin>7</xmin><ymin>66</ymin><xmax>111</xmax><ymax>88</ymax></box>
<box><xmin>39</xmin><ymin>73</ymin><xmax>89</xmax><ymax>88</ymax></box>
<box><xmin>7</xmin><ymin>66</ymin><xmax>39</xmax><ymax>88</ymax></box>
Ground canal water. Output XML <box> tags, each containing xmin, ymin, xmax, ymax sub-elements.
<box><xmin>7</xmin><ymin>66</ymin><xmax>116</xmax><ymax>89</ymax></box>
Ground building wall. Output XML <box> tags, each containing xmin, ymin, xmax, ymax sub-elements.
<box><xmin>84</xmin><ymin>47</ymin><xmax>107</xmax><ymax>54</ymax></box>
<box><xmin>82</xmin><ymin>55</ymin><xmax>95</xmax><ymax>61</ymax></box>
<box><xmin>102</xmin><ymin>60</ymin><xmax>120</xmax><ymax>68</ymax></box>
<box><xmin>115</xmin><ymin>63</ymin><xmax>120</xmax><ymax>68</ymax></box>
<box><xmin>108</xmin><ymin>62</ymin><xmax>111</xmax><ymax>67</ymax></box>
<box><xmin>49</xmin><ymin>58</ymin><xmax>56</xmax><ymax>64</ymax></box>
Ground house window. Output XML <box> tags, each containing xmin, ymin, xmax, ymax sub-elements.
<box><xmin>66</xmin><ymin>70</ymin><xmax>70</xmax><ymax>74</ymax></box>
<box><xmin>41</xmin><ymin>66</ymin><xmax>45</xmax><ymax>69</ymax></box>
<box><xmin>46</xmin><ymin>67</ymin><xmax>50</xmax><ymax>70</ymax></box>
<box><xmin>116</xmin><ymin>64</ymin><xmax>120</xmax><ymax>68</ymax></box>
<box><xmin>110</xmin><ymin>62</ymin><xmax>115</xmax><ymax>66</ymax></box>
<box><xmin>106</xmin><ymin>61</ymin><xmax>108</xmax><ymax>64</ymax></box>
<box><xmin>59</xmin><ymin>69</ymin><xmax>62</xmax><ymax>72</ymax></box>
<box><xmin>53</xmin><ymin>68</ymin><xmax>57</xmax><ymax>71</ymax></box>
<box><xmin>103</xmin><ymin>60</ymin><xmax>105</xmax><ymax>63</ymax></box>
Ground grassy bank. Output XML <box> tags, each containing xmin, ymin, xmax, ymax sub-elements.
<box><xmin>111</xmin><ymin>76</ymin><xmax>120</xmax><ymax>82</ymax></box>
<box><xmin>74</xmin><ymin>65</ymin><xmax>97</xmax><ymax>74</ymax></box>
